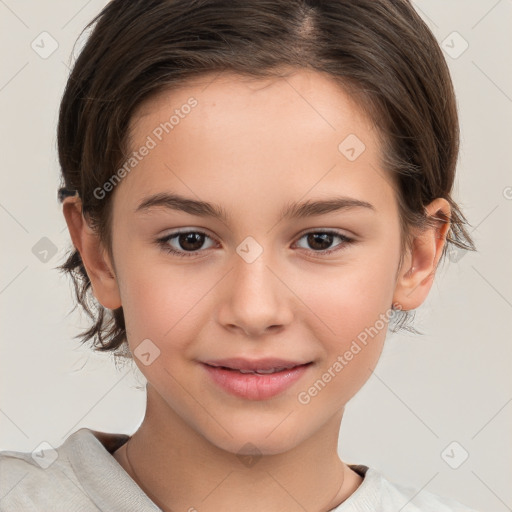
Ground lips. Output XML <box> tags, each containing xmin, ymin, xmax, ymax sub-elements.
<box><xmin>201</xmin><ymin>358</ymin><xmax>313</xmax><ymax>400</ymax></box>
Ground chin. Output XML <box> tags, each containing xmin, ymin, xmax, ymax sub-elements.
<box><xmin>197</xmin><ymin>413</ymin><xmax>309</xmax><ymax>457</ymax></box>
<box><xmin>212</xmin><ymin>432</ymin><xmax>302</xmax><ymax>457</ymax></box>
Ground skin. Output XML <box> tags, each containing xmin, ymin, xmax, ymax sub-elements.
<box><xmin>63</xmin><ymin>68</ymin><xmax>450</xmax><ymax>511</ymax></box>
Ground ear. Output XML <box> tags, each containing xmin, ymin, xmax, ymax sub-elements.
<box><xmin>392</xmin><ymin>198</ymin><xmax>451</xmax><ymax>311</ymax></box>
<box><xmin>62</xmin><ymin>196</ymin><xmax>122</xmax><ymax>310</ymax></box>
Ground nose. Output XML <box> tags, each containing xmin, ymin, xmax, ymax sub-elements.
<box><xmin>215</xmin><ymin>250</ymin><xmax>293</xmax><ymax>338</ymax></box>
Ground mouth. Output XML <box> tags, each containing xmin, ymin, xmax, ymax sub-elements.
<box><xmin>200</xmin><ymin>358</ymin><xmax>313</xmax><ymax>400</ymax></box>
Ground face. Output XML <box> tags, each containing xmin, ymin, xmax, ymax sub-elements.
<box><xmin>106</xmin><ymin>69</ymin><xmax>403</xmax><ymax>455</ymax></box>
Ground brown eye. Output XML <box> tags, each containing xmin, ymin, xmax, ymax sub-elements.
<box><xmin>157</xmin><ymin>230</ymin><xmax>217</xmax><ymax>257</ymax></box>
<box><xmin>177</xmin><ymin>232</ymin><xmax>206</xmax><ymax>251</ymax></box>
<box><xmin>295</xmin><ymin>230</ymin><xmax>355</xmax><ymax>255</ymax></box>
<box><xmin>305</xmin><ymin>233</ymin><xmax>334</xmax><ymax>251</ymax></box>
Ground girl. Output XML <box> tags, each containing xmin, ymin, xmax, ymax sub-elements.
<box><xmin>0</xmin><ymin>0</ymin><xmax>479</xmax><ymax>510</ymax></box>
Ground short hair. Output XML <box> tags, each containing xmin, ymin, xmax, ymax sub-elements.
<box><xmin>57</xmin><ymin>0</ymin><xmax>475</xmax><ymax>357</ymax></box>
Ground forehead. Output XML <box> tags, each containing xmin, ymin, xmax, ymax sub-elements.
<box><xmin>117</xmin><ymin>69</ymin><xmax>393</xmax><ymax>220</ymax></box>
<box><xmin>129</xmin><ymin>69</ymin><xmax>374</xmax><ymax>141</ymax></box>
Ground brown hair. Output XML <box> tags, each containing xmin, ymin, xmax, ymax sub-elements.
<box><xmin>57</xmin><ymin>0</ymin><xmax>476</xmax><ymax>357</ymax></box>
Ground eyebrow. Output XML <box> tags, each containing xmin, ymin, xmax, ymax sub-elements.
<box><xmin>135</xmin><ymin>192</ymin><xmax>376</xmax><ymax>223</ymax></box>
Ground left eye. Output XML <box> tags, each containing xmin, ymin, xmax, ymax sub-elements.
<box><xmin>294</xmin><ymin>230</ymin><xmax>354</xmax><ymax>255</ymax></box>
<box><xmin>156</xmin><ymin>229</ymin><xmax>354</xmax><ymax>258</ymax></box>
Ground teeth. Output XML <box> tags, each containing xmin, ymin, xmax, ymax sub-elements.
<box><xmin>238</xmin><ymin>367</ymin><xmax>288</xmax><ymax>375</ymax></box>
<box><xmin>256</xmin><ymin>367</ymin><xmax>288</xmax><ymax>374</ymax></box>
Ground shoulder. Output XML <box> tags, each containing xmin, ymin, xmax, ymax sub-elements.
<box><xmin>0</xmin><ymin>442</ymin><xmax>85</xmax><ymax>511</ymax></box>
<box><xmin>335</xmin><ymin>464</ymin><xmax>481</xmax><ymax>512</ymax></box>
<box><xmin>0</xmin><ymin>428</ymin><xmax>127</xmax><ymax>512</ymax></box>
<box><xmin>0</xmin><ymin>428</ymin><xmax>159</xmax><ymax>512</ymax></box>
<box><xmin>378</xmin><ymin>470</ymin><xmax>481</xmax><ymax>512</ymax></box>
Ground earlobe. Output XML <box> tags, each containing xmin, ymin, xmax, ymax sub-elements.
<box><xmin>62</xmin><ymin>196</ymin><xmax>122</xmax><ymax>310</ymax></box>
<box><xmin>392</xmin><ymin>198</ymin><xmax>451</xmax><ymax>311</ymax></box>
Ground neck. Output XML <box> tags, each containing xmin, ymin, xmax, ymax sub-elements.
<box><xmin>114</xmin><ymin>385</ymin><xmax>362</xmax><ymax>512</ymax></box>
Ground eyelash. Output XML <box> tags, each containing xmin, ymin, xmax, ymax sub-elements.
<box><xmin>156</xmin><ymin>229</ymin><xmax>355</xmax><ymax>258</ymax></box>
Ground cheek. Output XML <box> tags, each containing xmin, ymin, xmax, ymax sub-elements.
<box><xmin>293</xmin><ymin>289</ymin><xmax>391</xmax><ymax>415</ymax></box>
<box><xmin>290</xmin><ymin>249</ymin><xmax>398</xmax><ymax>401</ymax></box>
<box><xmin>117</xmin><ymin>256</ymin><xmax>215</xmax><ymax>355</ymax></box>
<box><xmin>293</xmin><ymin>249</ymin><xmax>398</xmax><ymax>341</ymax></box>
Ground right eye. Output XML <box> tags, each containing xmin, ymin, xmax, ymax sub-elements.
<box><xmin>156</xmin><ymin>230</ymin><xmax>219</xmax><ymax>258</ymax></box>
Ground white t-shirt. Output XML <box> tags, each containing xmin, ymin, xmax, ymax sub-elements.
<box><xmin>0</xmin><ymin>428</ymin><xmax>479</xmax><ymax>511</ymax></box>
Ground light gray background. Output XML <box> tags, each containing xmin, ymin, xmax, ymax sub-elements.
<box><xmin>1</xmin><ymin>1</ymin><xmax>511</xmax><ymax>510</ymax></box>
